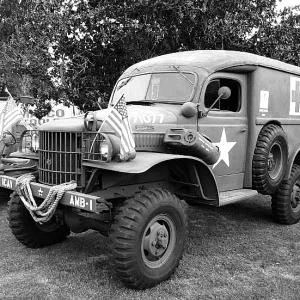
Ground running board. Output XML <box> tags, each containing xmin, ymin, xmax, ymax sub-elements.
<box><xmin>219</xmin><ymin>189</ymin><xmax>258</xmax><ymax>206</ymax></box>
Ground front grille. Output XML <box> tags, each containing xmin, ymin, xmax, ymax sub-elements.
<box><xmin>38</xmin><ymin>131</ymin><xmax>165</xmax><ymax>186</ymax></box>
<box><xmin>39</xmin><ymin>131</ymin><xmax>82</xmax><ymax>186</ymax></box>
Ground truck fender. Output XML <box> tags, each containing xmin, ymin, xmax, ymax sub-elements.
<box><xmin>83</xmin><ymin>152</ymin><xmax>219</xmax><ymax>203</ymax></box>
<box><xmin>285</xmin><ymin>144</ymin><xmax>300</xmax><ymax>180</ymax></box>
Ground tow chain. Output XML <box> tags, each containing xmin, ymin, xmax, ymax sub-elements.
<box><xmin>15</xmin><ymin>173</ymin><xmax>77</xmax><ymax>224</ymax></box>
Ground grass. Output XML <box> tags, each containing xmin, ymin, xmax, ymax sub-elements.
<box><xmin>1</xmin><ymin>194</ymin><xmax>300</xmax><ymax>300</ymax></box>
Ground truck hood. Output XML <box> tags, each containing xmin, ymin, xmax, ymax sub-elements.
<box><xmin>39</xmin><ymin>114</ymin><xmax>86</xmax><ymax>131</ymax></box>
<box><xmin>39</xmin><ymin>104</ymin><xmax>187</xmax><ymax>132</ymax></box>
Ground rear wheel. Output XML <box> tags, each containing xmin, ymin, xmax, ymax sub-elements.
<box><xmin>109</xmin><ymin>188</ymin><xmax>187</xmax><ymax>289</ymax></box>
<box><xmin>7</xmin><ymin>193</ymin><xmax>70</xmax><ymax>248</ymax></box>
<box><xmin>272</xmin><ymin>164</ymin><xmax>300</xmax><ymax>224</ymax></box>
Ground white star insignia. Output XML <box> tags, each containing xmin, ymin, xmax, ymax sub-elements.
<box><xmin>212</xmin><ymin>128</ymin><xmax>236</xmax><ymax>169</ymax></box>
<box><xmin>38</xmin><ymin>188</ymin><xmax>43</xmax><ymax>197</ymax></box>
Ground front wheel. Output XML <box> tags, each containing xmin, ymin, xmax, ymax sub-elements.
<box><xmin>109</xmin><ymin>189</ymin><xmax>187</xmax><ymax>289</ymax></box>
<box><xmin>272</xmin><ymin>164</ymin><xmax>300</xmax><ymax>224</ymax></box>
<box><xmin>7</xmin><ymin>193</ymin><xmax>70</xmax><ymax>248</ymax></box>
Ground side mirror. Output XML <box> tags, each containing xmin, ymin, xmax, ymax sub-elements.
<box><xmin>181</xmin><ymin>102</ymin><xmax>197</xmax><ymax>118</ymax></box>
<box><xmin>218</xmin><ymin>86</ymin><xmax>231</xmax><ymax>99</ymax></box>
<box><xmin>203</xmin><ymin>86</ymin><xmax>232</xmax><ymax>117</ymax></box>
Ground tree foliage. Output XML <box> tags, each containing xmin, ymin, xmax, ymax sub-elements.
<box><xmin>1</xmin><ymin>0</ymin><xmax>300</xmax><ymax>115</ymax></box>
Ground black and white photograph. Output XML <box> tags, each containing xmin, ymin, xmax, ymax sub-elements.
<box><xmin>1</xmin><ymin>0</ymin><xmax>300</xmax><ymax>299</ymax></box>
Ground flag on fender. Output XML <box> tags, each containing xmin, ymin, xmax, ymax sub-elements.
<box><xmin>104</xmin><ymin>94</ymin><xmax>135</xmax><ymax>161</ymax></box>
<box><xmin>0</xmin><ymin>89</ymin><xmax>23</xmax><ymax>136</ymax></box>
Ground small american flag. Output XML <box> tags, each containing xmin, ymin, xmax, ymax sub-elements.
<box><xmin>104</xmin><ymin>95</ymin><xmax>135</xmax><ymax>160</ymax></box>
<box><xmin>0</xmin><ymin>91</ymin><xmax>23</xmax><ymax>136</ymax></box>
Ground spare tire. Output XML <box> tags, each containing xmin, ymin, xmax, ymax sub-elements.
<box><xmin>252</xmin><ymin>124</ymin><xmax>288</xmax><ymax>195</ymax></box>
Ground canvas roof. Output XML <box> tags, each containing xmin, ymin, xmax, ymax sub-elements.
<box><xmin>123</xmin><ymin>50</ymin><xmax>300</xmax><ymax>76</ymax></box>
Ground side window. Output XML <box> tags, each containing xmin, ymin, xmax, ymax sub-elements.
<box><xmin>204</xmin><ymin>78</ymin><xmax>241</xmax><ymax>112</ymax></box>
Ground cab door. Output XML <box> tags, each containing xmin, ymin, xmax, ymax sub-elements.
<box><xmin>198</xmin><ymin>73</ymin><xmax>248</xmax><ymax>191</ymax></box>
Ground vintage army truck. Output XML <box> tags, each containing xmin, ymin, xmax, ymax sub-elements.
<box><xmin>2</xmin><ymin>50</ymin><xmax>300</xmax><ymax>289</ymax></box>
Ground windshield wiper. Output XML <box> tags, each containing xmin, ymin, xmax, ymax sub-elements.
<box><xmin>126</xmin><ymin>100</ymin><xmax>154</xmax><ymax>105</ymax></box>
<box><xmin>154</xmin><ymin>100</ymin><xmax>182</xmax><ymax>104</ymax></box>
<box><xmin>116</xmin><ymin>77</ymin><xmax>132</xmax><ymax>91</ymax></box>
<box><xmin>127</xmin><ymin>100</ymin><xmax>182</xmax><ymax>105</ymax></box>
<box><xmin>172</xmin><ymin>65</ymin><xmax>194</xmax><ymax>86</ymax></box>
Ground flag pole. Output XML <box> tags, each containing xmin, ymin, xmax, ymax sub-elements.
<box><xmin>89</xmin><ymin>95</ymin><xmax>123</xmax><ymax>153</ymax></box>
<box><xmin>0</xmin><ymin>88</ymin><xmax>24</xmax><ymax>137</ymax></box>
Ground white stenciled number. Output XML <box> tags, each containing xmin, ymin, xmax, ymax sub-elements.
<box><xmin>142</xmin><ymin>115</ymin><xmax>151</xmax><ymax>123</ymax></box>
<box><xmin>70</xmin><ymin>195</ymin><xmax>87</xmax><ymax>208</ymax></box>
<box><xmin>158</xmin><ymin>114</ymin><xmax>164</xmax><ymax>123</ymax></box>
<box><xmin>131</xmin><ymin>114</ymin><xmax>164</xmax><ymax>124</ymax></box>
<box><xmin>2</xmin><ymin>178</ymin><xmax>13</xmax><ymax>189</ymax></box>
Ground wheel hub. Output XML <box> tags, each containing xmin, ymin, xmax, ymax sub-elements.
<box><xmin>35</xmin><ymin>218</ymin><xmax>61</xmax><ymax>232</ymax></box>
<box><xmin>268</xmin><ymin>143</ymin><xmax>282</xmax><ymax>179</ymax></box>
<box><xmin>141</xmin><ymin>214</ymin><xmax>176</xmax><ymax>268</ymax></box>
<box><xmin>147</xmin><ymin>222</ymin><xmax>169</xmax><ymax>257</ymax></box>
<box><xmin>268</xmin><ymin>153</ymin><xmax>275</xmax><ymax>171</ymax></box>
<box><xmin>291</xmin><ymin>183</ymin><xmax>300</xmax><ymax>211</ymax></box>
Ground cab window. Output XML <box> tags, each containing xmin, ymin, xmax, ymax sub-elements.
<box><xmin>204</xmin><ymin>78</ymin><xmax>241</xmax><ymax>112</ymax></box>
<box><xmin>112</xmin><ymin>72</ymin><xmax>196</xmax><ymax>104</ymax></box>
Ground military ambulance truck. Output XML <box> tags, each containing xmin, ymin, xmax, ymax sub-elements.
<box><xmin>3</xmin><ymin>50</ymin><xmax>300</xmax><ymax>289</ymax></box>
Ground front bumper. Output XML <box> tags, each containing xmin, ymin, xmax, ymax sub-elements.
<box><xmin>0</xmin><ymin>175</ymin><xmax>103</xmax><ymax>213</ymax></box>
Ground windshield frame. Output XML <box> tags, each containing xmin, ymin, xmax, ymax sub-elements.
<box><xmin>109</xmin><ymin>70</ymin><xmax>198</xmax><ymax>105</ymax></box>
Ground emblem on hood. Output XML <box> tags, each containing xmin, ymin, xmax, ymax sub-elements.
<box><xmin>135</xmin><ymin>125</ymin><xmax>155</xmax><ymax>132</ymax></box>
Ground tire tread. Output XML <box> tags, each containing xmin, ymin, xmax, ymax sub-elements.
<box><xmin>109</xmin><ymin>188</ymin><xmax>187</xmax><ymax>289</ymax></box>
<box><xmin>7</xmin><ymin>193</ymin><xmax>70</xmax><ymax>248</ymax></box>
<box><xmin>252</xmin><ymin>124</ymin><xmax>288</xmax><ymax>194</ymax></box>
<box><xmin>272</xmin><ymin>164</ymin><xmax>300</xmax><ymax>224</ymax></box>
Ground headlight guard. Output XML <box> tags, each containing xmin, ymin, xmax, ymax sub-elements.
<box><xmin>18</xmin><ymin>130</ymin><xmax>39</xmax><ymax>154</ymax></box>
<box><xmin>83</xmin><ymin>132</ymin><xmax>113</xmax><ymax>162</ymax></box>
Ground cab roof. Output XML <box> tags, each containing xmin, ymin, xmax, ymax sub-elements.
<box><xmin>123</xmin><ymin>50</ymin><xmax>300</xmax><ymax>76</ymax></box>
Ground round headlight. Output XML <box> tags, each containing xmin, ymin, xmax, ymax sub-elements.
<box><xmin>30</xmin><ymin>133</ymin><xmax>39</xmax><ymax>152</ymax></box>
<box><xmin>100</xmin><ymin>142</ymin><xmax>109</xmax><ymax>157</ymax></box>
<box><xmin>98</xmin><ymin>133</ymin><xmax>112</xmax><ymax>162</ymax></box>
<box><xmin>20</xmin><ymin>130</ymin><xmax>39</xmax><ymax>153</ymax></box>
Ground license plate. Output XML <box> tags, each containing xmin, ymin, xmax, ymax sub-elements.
<box><xmin>66</xmin><ymin>194</ymin><xmax>95</xmax><ymax>211</ymax></box>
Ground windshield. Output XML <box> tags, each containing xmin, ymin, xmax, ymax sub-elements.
<box><xmin>111</xmin><ymin>72</ymin><xmax>196</xmax><ymax>104</ymax></box>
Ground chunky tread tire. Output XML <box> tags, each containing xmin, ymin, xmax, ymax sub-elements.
<box><xmin>272</xmin><ymin>164</ymin><xmax>300</xmax><ymax>225</ymax></box>
<box><xmin>7</xmin><ymin>193</ymin><xmax>70</xmax><ymax>248</ymax></box>
<box><xmin>109</xmin><ymin>188</ymin><xmax>187</xmax><ymax>289</ymax></box>
<box><xmin>252</xmin><ymin>124</ymin><xmax>288</xmax><ymax>195</ymax></box>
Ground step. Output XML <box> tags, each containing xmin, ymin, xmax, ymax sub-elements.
<box><xmin>219</xmin><ymin>189</ymin><xmax>258</xmax><ymax>206</ymax></box>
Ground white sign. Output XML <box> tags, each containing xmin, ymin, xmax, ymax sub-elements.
<box><xmin>290</xmin><ymin>76</ymin><xmax>300</xmax><ymax>115</ymax></box>
<box><xmin>23</xmin><ymin>103</ymin><xmax>81</xmax><ymax>127</ymax></box>
<box><xmin>259</xmin><ymin>90</ymin><xmax>269</xmax><ymax>113</ymax></box>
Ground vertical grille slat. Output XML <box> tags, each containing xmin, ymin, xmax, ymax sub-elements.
<box><xmin>39</xmin><ymin>131</ymin><xmax>82</xmax><ymax>187</ymax></box>
<box><xmin>134</xmin><ymin>133</ymin><xmax>165</xmax><ymax>151</ymax></box>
